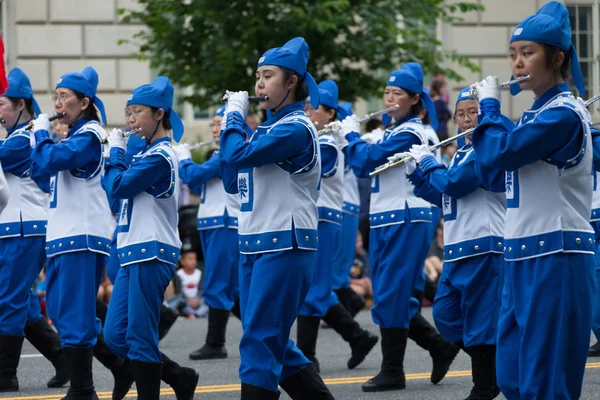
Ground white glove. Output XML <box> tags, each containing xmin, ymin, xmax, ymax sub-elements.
<box><xmin>173</xmin><ymin>144</ymin><xmax>192</xmax><ymax>162</ymax></box>
<box><xmin>226</xmin><ymin>91</ymin><xmax>249</xmax><ymax>119</ymax></box>
<box><xmin>331</xmin><ymin>124</ymin><xmax>349</xmax><ymax>149</ymax></box>
<box><xmin>361</xmin><ymin>132</ymin><xmax>376</xmax><ymax>144</ymax></box>
<box><xmin>340</xmin><ymin>115</ymin><xmax>360</xmax><ymax>136</ymax></box>
<box><xmin>408</xmin><ymin>144</ymin><xmax>435</xmax><ymax>164</ymax></box>
<box><xmin>30</xmin><ymin>114</ymin><xmax>50</xmax><ymax>147</ymax></box>
<box><xmin>472</xmin><ymin>76</ymin><xmax>501</xmax><ymax>102</ymax></box>
<box><xmin>32</xmin><ymin>114</ymin><xmax>50</xmax><ymax>133</ymax></box>
<box><xmin>387</xmin><ymin>152</ymin><xmax>416</xmax><ymax>175</ymax></box>
<box><xmin>107</xmin><ymin>128</ymin><xmax>126</xmax><ymax>151</ymax></box>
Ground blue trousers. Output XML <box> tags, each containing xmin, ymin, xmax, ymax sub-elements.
<box><xmin>238</xmin><ymin>248</ymin><xmax>315</xmax><ymax>392</ymax></box>
<box><xmin>104</xmin><ymin>261</ymin><xmax>174</xmax><ymax>363</ymax></box>
<box><xmin>46</xmin><ymin>251</ymin><xmax>105</xmax><ymax>348</ymax></box>
<box><xmin>26</xmin><ymin>289</ymin><xmax>44</xmax><ymax>326</ymax></box>
<box><xmin>432</xmin><ymin>253</ymin><xmax>501</xmax><ymax>347</ymax></box>
<box><xmin>496</xmin><ymin>253</ymin><xmax>594</xmax><ymax>400</ymax></box>
<box><xmin>414</xmin><ymin>208</ymin><xmax>442</xmax><ymax>294</ymax></box>
<box><xmin>199</xmin><ymin>227</ymin><xmax>240</xmax><ymax>310</ymax></box>
<box><xmin>0</xmin><ymin>236</ymin><xmax>46</xmax><ymax>336</ymax></box>
<box><xmin>300</xmin><ymin>222</ymin><xmax>341</xmax><ymax>317</ymax></box>
<box><xmin>106</xmin><ymin>232</ymin><xmax>120</xmax><ymax>284</ymax></box>
<box><xmin>332</xmin><ymin>213</ymin><xmax>358</xmax><ymax>290</ymax></box>
<box><xmin>369</xmin><ymin>222</ymin><xmax>430</xmax><ymax>328</ymax></box>
<box><xmin>594</xmin><ymin>246</ymin><xmax>600</xmax><ymax>341</ymax></box>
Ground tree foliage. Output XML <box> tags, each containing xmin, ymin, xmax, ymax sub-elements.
<box><xmin>119</xmin><ymin>0</ymin><xmax>483</xmax><ymax>108</ymax></box>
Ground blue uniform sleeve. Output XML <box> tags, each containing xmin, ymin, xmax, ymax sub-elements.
<box><xmin>592</xmin><ymin>128</ymin><xmax>600</xmax><ymax>172</ymax></box>
<box><xmin>31</xmin><ymin>130</ymin><xmax>102</xmax><ymax>175</ymax></box>
<box><xmin>104</xmin><ymin>148</ymin><xmax>172</xmax><ymax>199</ymax></box>
<box><xmin>473</xmin><ymin>98</ymin><xmax>582</xmax><ymax>170</ymax></box>
<box><xmin>345</xmin><ymin>131</ymin><xmax>422</xmax><ymax>178</ymax></box>
<box><xmin>474</xmin><ymin>159</ymin><xmax>506</xmax><ymax>193</ymax></box>
<box><xmin>220</xmin><ymin>111</ymin><xmax>313</xmax><ymax>170</ymax></box>
<box><xmin>419</xmin><ymin>154</ymin><xmax>482</xmax><ymax>199</ymax></box>
<box><xmin>407</xmin><ymin>167</ymin><xmax>443</xmax><ymax>207</ymax></box>
<box><xmin>320</xmin><ymin>144</ymin><xmax>338</xmax><ymax>177</ymax></box>
<box><xmin>0</xmin><ymin>135</ymin><xmax>31</xmax><ymax>175</ymax></box>
<box><xmin>179</xmin><ymin>156</ymin><xmax>221</xmax><ymax>195</ymax></box>
<box><xmin>101</xmin><ymin>166</ymin><xmax>121</xmax><ymax>214</ymax></box>
<box><xmin>219</xmin><ymin>152</ymin><xmax>239</xmax><ymax>194</ymax></box>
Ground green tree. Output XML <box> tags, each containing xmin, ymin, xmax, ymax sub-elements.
<box><xmin>120</xmin><ymin>0</ymin><xmax>483</xmax><ymax>108</ymax></box>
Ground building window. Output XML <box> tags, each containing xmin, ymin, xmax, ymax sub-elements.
<box><xmin>568</xmin><ymin>4</ymin><xmax>594</xmax><ymax>96</ymax></box>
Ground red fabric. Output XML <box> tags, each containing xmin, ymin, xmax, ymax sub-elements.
<box><xmin>0</xmin><ymin>37</ymin><xmax>8</xmax><ymax>95</ymax></box>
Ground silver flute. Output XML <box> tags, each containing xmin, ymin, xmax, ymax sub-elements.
<box><xmin>370</xmin><ymin>92</ymin><xmax>600</xmax><ymax>177</ymax></box>
<box><xmin>188</xmin><ymin>139</ymin><xmax>219</xmax><ymax>150</ymax></box>
<box><xmin>317</xmin><ymin>105</ymin><xmax>400</xmax><ymax>136</ymax></box>
<box><xmin>468</xmin><ymin>75</ymin><xmax>531</xmax><ymax>97</ymax></box>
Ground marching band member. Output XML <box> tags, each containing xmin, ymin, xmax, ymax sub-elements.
<box><xmin>471</xmin><ymin>2</ymin><xmax>595</xmax><ymax>398</ymax></box>
<box><xmin>30</xmin><ymin>66</ymin><xmax>113</xmax><ymax>399</ymax></box>
<box><xmin>0</xmin><ymin>68</ymin><xmax>68</xmax><ymax>392</ymax></box>
<box><xmin>590</xmin><ymin>126</ymin><xmax>600</xmax><ymax>357</ymax></box>
<box><xmin>103</xmin><ymin>76</ymin><xmax>198</xmax><ymax>400</ymax></box>
<box><xmin>336</xmin><ymin>62</ymin><xmax>458</xmax><ymax>393</ymax></box>
<box><xmin>175</xmin><ymin>105</ymin><xmax>243</xmax><ymax>361</ymax></box>
<box><xmin>399</xmin><ymin>87</ymin><xmax>511</xmax><ymax>399</ymax></box>
<box><xmin>332</xmin><ymin>101</ymin><xmax>366</xmax><ymax>316</ymax></box>
<box><xmin>298</xmin><ymin>80</ymin><xmax>377</xmax><ymax>373</ymax></box>
<box><xmin>219</xmin><ymin>37</ymin><xmax>334</xmax><ymax>399</ymax></box>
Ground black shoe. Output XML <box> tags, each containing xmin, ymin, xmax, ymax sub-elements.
<box><xmin>24</xmin><ymin>317</ymin><xmax>70</xmax><ymax>388</ymax></box>
<box><xmin>348</xmin><ymin>290</ymin><xmax>366</xmax><ymax>318</ymax></box>
<box><xmin>92</xmin><ymin>333</ymin><xmax>134</xmax><ymax>400</ymax></box>
<box><xmin>159</xmin><ymin>305</ymin><xmax>178</xmax><ymax>341</ymax></box>
<box><xmin>130</xmin><ymin>361</ymin><xmax>162</xmax><ymax>400</ymax></box>
<box><xmin>280</xmin><ymin>363</ymin><xmax>335</xmax><ymax>399</ymax></box>
<box><xmin>408</xmin><ymin>312</ymin><xmax>459</xmax><ymax>384</ymax></box>
<box><xmin>0</xmin><ymin>335</ymin><xmax>25</xmax><ymax>392</ymax></box>
<box><xmin>161</xmin><ymin>353</ymin><xmax>199</xmax><ymax>400</ymax></box>
<box><xmin>589</xmin><ymin>341</ymin><xmax>600</xmax><ymax>357</ymax></box>
<box><xmin>334</xmin><ymin>288</ymin><xmax>352</xmax><ymax>312</ymax></box>
<box><xmin>296</xmin><ymin>315</ymin><xmax>321</xmax><ymax>372</ymax></box>
<box><xmin>241</xmin><ymin>383</ymin><xmax>280</xmax><ymax>399</ymax></box>
<box><xmin>189</xmin><ymin>307</ymin><xmax>230</xmax><ymax>360</ymax></box>
<box><xmin>62</xmin><ymin>347</ymin><xmax>99</xmax><ymax>400</ymax></box>
<box><xmin>322</xmin><ymin>303</ymin><xmax>378</xmax><ymax>369</ymax></box>
<box><xmin>464</xmin><ymin>345</ymin><xmax>500</xmax><ymax>400</ymax></box>
<box><xmin>362</xmin><ymin>328</ymin><xmax>407</xmax><ymax>392</ymax></box>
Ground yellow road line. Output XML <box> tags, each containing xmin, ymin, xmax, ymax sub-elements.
<box><xmin>3</xmin><ymin>362</ymin><xmax>600</xmax><ymax>399</ymax></box>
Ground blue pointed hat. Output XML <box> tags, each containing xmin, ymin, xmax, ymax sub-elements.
<box><xmin>214</xmin><ymin>105</ymin><xmax>226</xmax><ymax>117</ymax></box>
<box><xmin>509</xmin><ymin>1</ymin><xmax>585</xmax><ymax>96</ymax></box>
<box><xmin>127</xmin><ymin>76</ymin><xmax>184</xmax><ymax>142</ymax></box>
<box><xmin>258</xmin><ymin>37</ymin><xmax>320</xmax><ymax>109</ymax></box>
<box><xmin>317</xmin><ymin>80</ymin><xmax>338</xmax><ymax>110</ymax></box>
<box><xmin>56</xmin><ymin>66</ymin><xmax>106</xmax><ymax>125</ymax></box>
<box><xmin>384</xmin><ymin>62</ymin><xmax>438</xmax><ymax>130</ymax></box>
<box><xmin>337</xmin><ymin>102</ymin><xmax>353</xmax><ymax>121</ymax></box>
<box><xmin>5</xmin><ymin>68</ymin><xmax>41</xmax><ymax>116</ymax></box>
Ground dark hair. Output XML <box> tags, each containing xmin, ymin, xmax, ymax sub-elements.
<box><xmin>430</xmin><ymin>80</ymin><xmax>444</xmax><ymax>98</ymax></box>
<box><xmin>74</xmin><ymin>90</ymin><xmax>100</xmax><ymax>122</ymax></box>
<box><xmin>150</xmin><ymin>107</ymin><xmax>172</xmax><ymax>130</ymax></box>
<box><xmin>404</xmin><ymin>88</ymin><xmax>424</xmax><ymax>116</ymax></box>
<box><xmin>366</xmin><ymin>119</ymin><xmax>384</xmax><ymax>133</ymax></box>
<box><xmin>282</xmin><ymin>68</ymin><xmax>309</xmax><ymax>102</ymax></box>
<box><xmin>321</xmin><ymin>104</ymin><xmax>337</xmax><ymax>123</ymax></box>
<box><xmin>542</xmin><ymin>44</ymin><xmax>571</xmax><ymax>82</ymax></box>
<box><xmin>420</xmin><ymin>107</ymin><xmax>431</xmax><ymax>125</ymax></box>
<box><xmin>6</xmin><ymin>97</ymin><xmax>34</xmax><ymax>116</ymax></box>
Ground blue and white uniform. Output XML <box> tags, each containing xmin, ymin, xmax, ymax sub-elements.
<box><xmin>300</xmin><ymin>80</ymin><xmax>344</xmax><ymax>318</ymax></box>
<box><xmin>219</xmin><ymin>38</ymin><xmax>324</xmax><ymax>394</ymax></box>
<box><xmin>590</xmin><ymin>127</ymin><xmax>600</xmax><ymax>344</ymax></box>
<box><xmin>179</xmin><ymin>149</ymin><xmax>240</xmax><ymax>312</ymax></box>
<box><xmin>103</xmin><ymin>76</ymin><xmax>184</xmax><ymax>365</ymax></box>
<box><xmin>345</xmin><ymin>71</ymin><xmax>434</xmax><ymax>329</ymax></box>
<box><xmin>32</xmin><ymin>67</ymin><xmax>112</xmax><ymax>350</ymax></box>
<box><xmin>473</xmin><ymin>4</ymin><xmax>593</xmax><ymax>396</ymax></box>
<box><xmin>0</xmin><ymin>68</ymin><xmax>47</xmax><ymax>340</ymax></box>
<box><xmin>408</xmin><ymin>139</ymin><xmax>507</xmax><ymax>348</ymax></box>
